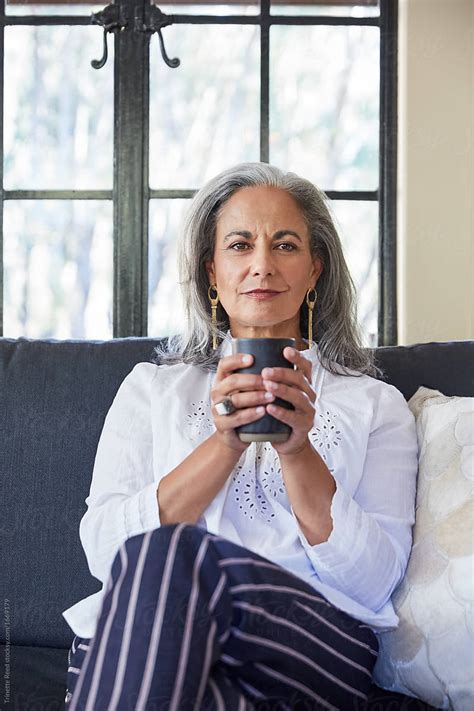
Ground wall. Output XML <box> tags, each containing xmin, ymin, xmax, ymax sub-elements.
<box><xmin>397</xmin><ymin>0</ymin><xmax>473</xmax><ymax>343</ymax></box>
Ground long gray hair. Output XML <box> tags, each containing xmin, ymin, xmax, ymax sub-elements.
<box><xmin>153</xmin><ymin>162</ymin><xmax>382</xmax><ymax>378</ymax></box>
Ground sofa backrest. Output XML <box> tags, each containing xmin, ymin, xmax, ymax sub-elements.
<box><xmin>0</xmin><ymin>337</ymin><xmax>473</xmax><ymax>649</ymax></box>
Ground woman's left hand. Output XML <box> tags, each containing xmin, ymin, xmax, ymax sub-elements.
<box><xmin>262</xmin><ymin>346</ymin><xmax>316</xmax><ymax>456</ymax></box>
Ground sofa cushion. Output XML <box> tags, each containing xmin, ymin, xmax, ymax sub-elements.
<box><xmin>0</xmin><ymin>337</ymin><xmax>161</xmax><ymax>648</ymax></box>
<box><xmin>0</xmin><ymin>644</ymin><xmax>68</xmax><ymax>710</ymax></box>
<box><xmin>373</xmin><ymin>386</ymin><xmax>474</xmax><ymax>708</ymax></box>
<box><xmin>373</xmin><ymin>340</ymin><xmax>474</xmax><ymax>400</ymax></box>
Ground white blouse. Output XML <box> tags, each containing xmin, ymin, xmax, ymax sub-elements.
<box><xmin>62</xmin><ymin>333</ymin><xmax>419</xmax><ymax>640</ymax></box>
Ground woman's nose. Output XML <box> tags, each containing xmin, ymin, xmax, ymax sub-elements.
<box><xmin>249</xmin><ymin>246</ymin><xmax>276</xmax><ymax>276</ymax></box>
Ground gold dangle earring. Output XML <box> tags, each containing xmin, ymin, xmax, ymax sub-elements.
<box><xmin>306</xmin><ymin>287</ymin><xmax>317</xmax><ymax>348</ymax></box>
<box><xmin>208</xmin><ymin>285</ymin><xmax>220</xmax><ymax>350</ymax></box>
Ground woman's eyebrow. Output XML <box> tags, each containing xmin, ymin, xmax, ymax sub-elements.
<box><xmin>223</xmin><ymin>229</ymin><xmax>302</xmax><ymax>244</ymax></box>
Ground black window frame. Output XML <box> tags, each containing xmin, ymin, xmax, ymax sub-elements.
<box><xmin>0</xmin><ymin>0</ymin><xmax>398</xmax><ymax>344</ymax></box>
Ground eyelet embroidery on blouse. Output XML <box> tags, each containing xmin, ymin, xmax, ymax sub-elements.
<box><xmin>310</xmin><ymin>408</ymin><xmax>342</xmax><ymax>456</ymax></box>
<box><xmin>232</xmin><ymin>466</ymin><xmax>274</xmax><ymax>523</ymax></box>
<box><xmin>258</xmin><ymin>443</ymin><xmax>286</xmax><ymax>497</ymax></box>
<box><xmin>185</xmin><ymin>400</ymin><xmax>214</xmax><ymax>443</ymax></box>
<box><xmin>231</xmin><ymin>442</ymin><xmax>289</xmax><ymax>523</ymax></box>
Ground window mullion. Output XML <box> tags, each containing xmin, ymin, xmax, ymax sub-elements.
<box><xmin>0</xmin><ymin>0</ymin><xmax>4</xmax><ymax>336</ymax></box>
<box><xmin>379</xmin><ymin>0</ymin><xmax>398</xmax><ymax>346</ymax></box>
<box><xmin>113</xmin><ymin>0</ymin><xmax>150</xmax><ymax>338</ymax></box>
<box><xmin>260</xmin><ymin>0</ymin><xmax>270</xmax><ymax>163</ymax></box>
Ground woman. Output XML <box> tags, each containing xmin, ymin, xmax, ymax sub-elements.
<box><xmin>63</xmin><ymin>162</ymin><xmax>418</xmax><ymax>710</ymax></box>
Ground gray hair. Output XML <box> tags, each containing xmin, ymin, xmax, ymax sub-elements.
<box><xmin>153</xmin><ymin>161</ymin><xmax>382</xmax><ymax>378</ymax></box>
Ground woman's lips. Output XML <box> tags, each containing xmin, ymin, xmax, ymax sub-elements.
<box><xmin>244</xmin><ymin>290</ymin><xmax>281</xmax><ymax>300</ymax></box>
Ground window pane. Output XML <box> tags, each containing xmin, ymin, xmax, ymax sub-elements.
<box><xmin>149</xmin><ymin>24</ymin><xmax>259</xmax><ymax>189</ymax></box>
<box><xmin>4</xmin><ymin>27</ymin><xmax>113</xmax><ymax>189</ymax></box>
<box><xmin>270</xmin><ymin>25</ymin><xmax>379</xmax><ymax>190</ymax></box>
<box><xmin>271</xmin><ymin>1</ymin><xmax>379</xmax><ymax>17</ymax></box>
<box><xmin>149</xmin><ymin>200</ymin><xmax>188</xmax><ymax>337</ymax></box>
<box><xmin>4</xmin><ymin>201</ymin><xmax>113</xmax><ymax>339</ymax></box>
<box><xmin>157</xmin><ymin>1</ymin><xmax>259</xmax><ymax>16</ymax></box>
<box><xmin>5</xmin><ymin>2</ymin><xmax>99</xmax><ymax>15</ymax></box>
<box><xmin>329</xmin><ymin>199</ymin><xmax>378</xmax><ymax>346</ymax></box>
<box><xmin>5</xmin><ymin>0</ymin><xmax>379</xmax><ymax>15</ymax></box>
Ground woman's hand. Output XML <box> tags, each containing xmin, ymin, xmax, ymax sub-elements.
<box><xmin>261</xmin><ymin>346</ymin><xmax>316</xmax><ymax>456</ymax></box>
<box><xmin>210</xmin><ymin>353</ymin><xmax>275</xmax><ymax>454</ymax></box>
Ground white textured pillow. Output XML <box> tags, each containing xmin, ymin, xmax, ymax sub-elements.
<box><xmin>373</xmin><ymin>385</ymin><xmax>474</xmax><ymax>710</ymax></box>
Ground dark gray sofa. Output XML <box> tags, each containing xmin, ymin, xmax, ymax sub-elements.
<box><xmin>1</xmin><ymin>336</ymin><xmax>473</xmax><ymax>710</ymax></box>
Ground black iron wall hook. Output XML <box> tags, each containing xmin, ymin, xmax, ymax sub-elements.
<box><xmin>137</xmin><ymin>4</ymin><xmax>180</xmax><ymax>69</ymax></box>
<box><xmin>90</xmin><ymin>2</ymin><xmax>180</xmax><ymax>70</ymax></box>
<box><xmin>91</xmin><ymin>4</ymin><xmax>128</xmax><ymax>70</ymax></box>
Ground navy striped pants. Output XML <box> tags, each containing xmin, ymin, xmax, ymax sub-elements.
<box><xmin>65</xmin><ymin>523</ymin><xmax>379</xmax><ymax>710</ymax></box>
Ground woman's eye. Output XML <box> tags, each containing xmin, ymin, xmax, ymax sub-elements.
<box><xmin>229</xmin><ymin>242</ymin><xmax>296</xmax><ymax>251</ymax></box>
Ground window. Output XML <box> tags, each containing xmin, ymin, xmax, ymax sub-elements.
<box><xmin>1</xmin><ymin>0</ymin><xmax>397</xmax><ymax>345</ymax></box>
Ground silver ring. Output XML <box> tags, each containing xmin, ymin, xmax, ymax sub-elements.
<box><xmin>215</xmin><ymin>396</ymin><xmax>236</xmax><ymax>416</ymax></box>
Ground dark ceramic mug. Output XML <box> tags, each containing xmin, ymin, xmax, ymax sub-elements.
<box><xmin>231</xmin><ymin>337</ymin><xmax>296</xmax><ymax>443</ymax></box>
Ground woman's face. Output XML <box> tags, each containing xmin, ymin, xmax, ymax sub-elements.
<box><xmin>205</xmin><ymin>185</ymin><xmax>323</xmax><ymax>342</ymax></box>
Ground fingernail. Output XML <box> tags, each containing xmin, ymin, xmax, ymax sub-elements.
<box><xmin>264</xmin><ymin>391</ymin><xmax>274</xmax><ymax>400</ymax></box>
<box><xmin>262</xmin><ymin>367</ymin><xmax>273</xmax><ymax>377</ymax></box>
<box><xmin>242</xmin><ymin>355</ymin><xmax>252</xmax><ymax>364</ymax></box>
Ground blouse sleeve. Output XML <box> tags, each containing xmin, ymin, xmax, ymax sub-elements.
<box><xmin>78</xmin><ymin>362</ymin><xmax>162</xmax><ymax>587</ymax></box>
<box><xmin>290</xmin><ymin>383</ymin><xmax>419</xmax><ymax>612</ymax></box>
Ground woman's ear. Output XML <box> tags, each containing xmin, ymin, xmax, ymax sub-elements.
<box><xmin>205</xmin><ymin>260</ymin><xmax>216</xmax><ymax>285</ymax></box>
<box><xmin>311</xmin><ymin>256</ymin><xmax>323</xmax><ymax>285</ymax></box>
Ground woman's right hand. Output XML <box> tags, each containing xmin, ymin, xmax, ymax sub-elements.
<box><xmin>210</xmin><ymin>353</ymin><xmax>275</xmax><ymax>453</ymax></box>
